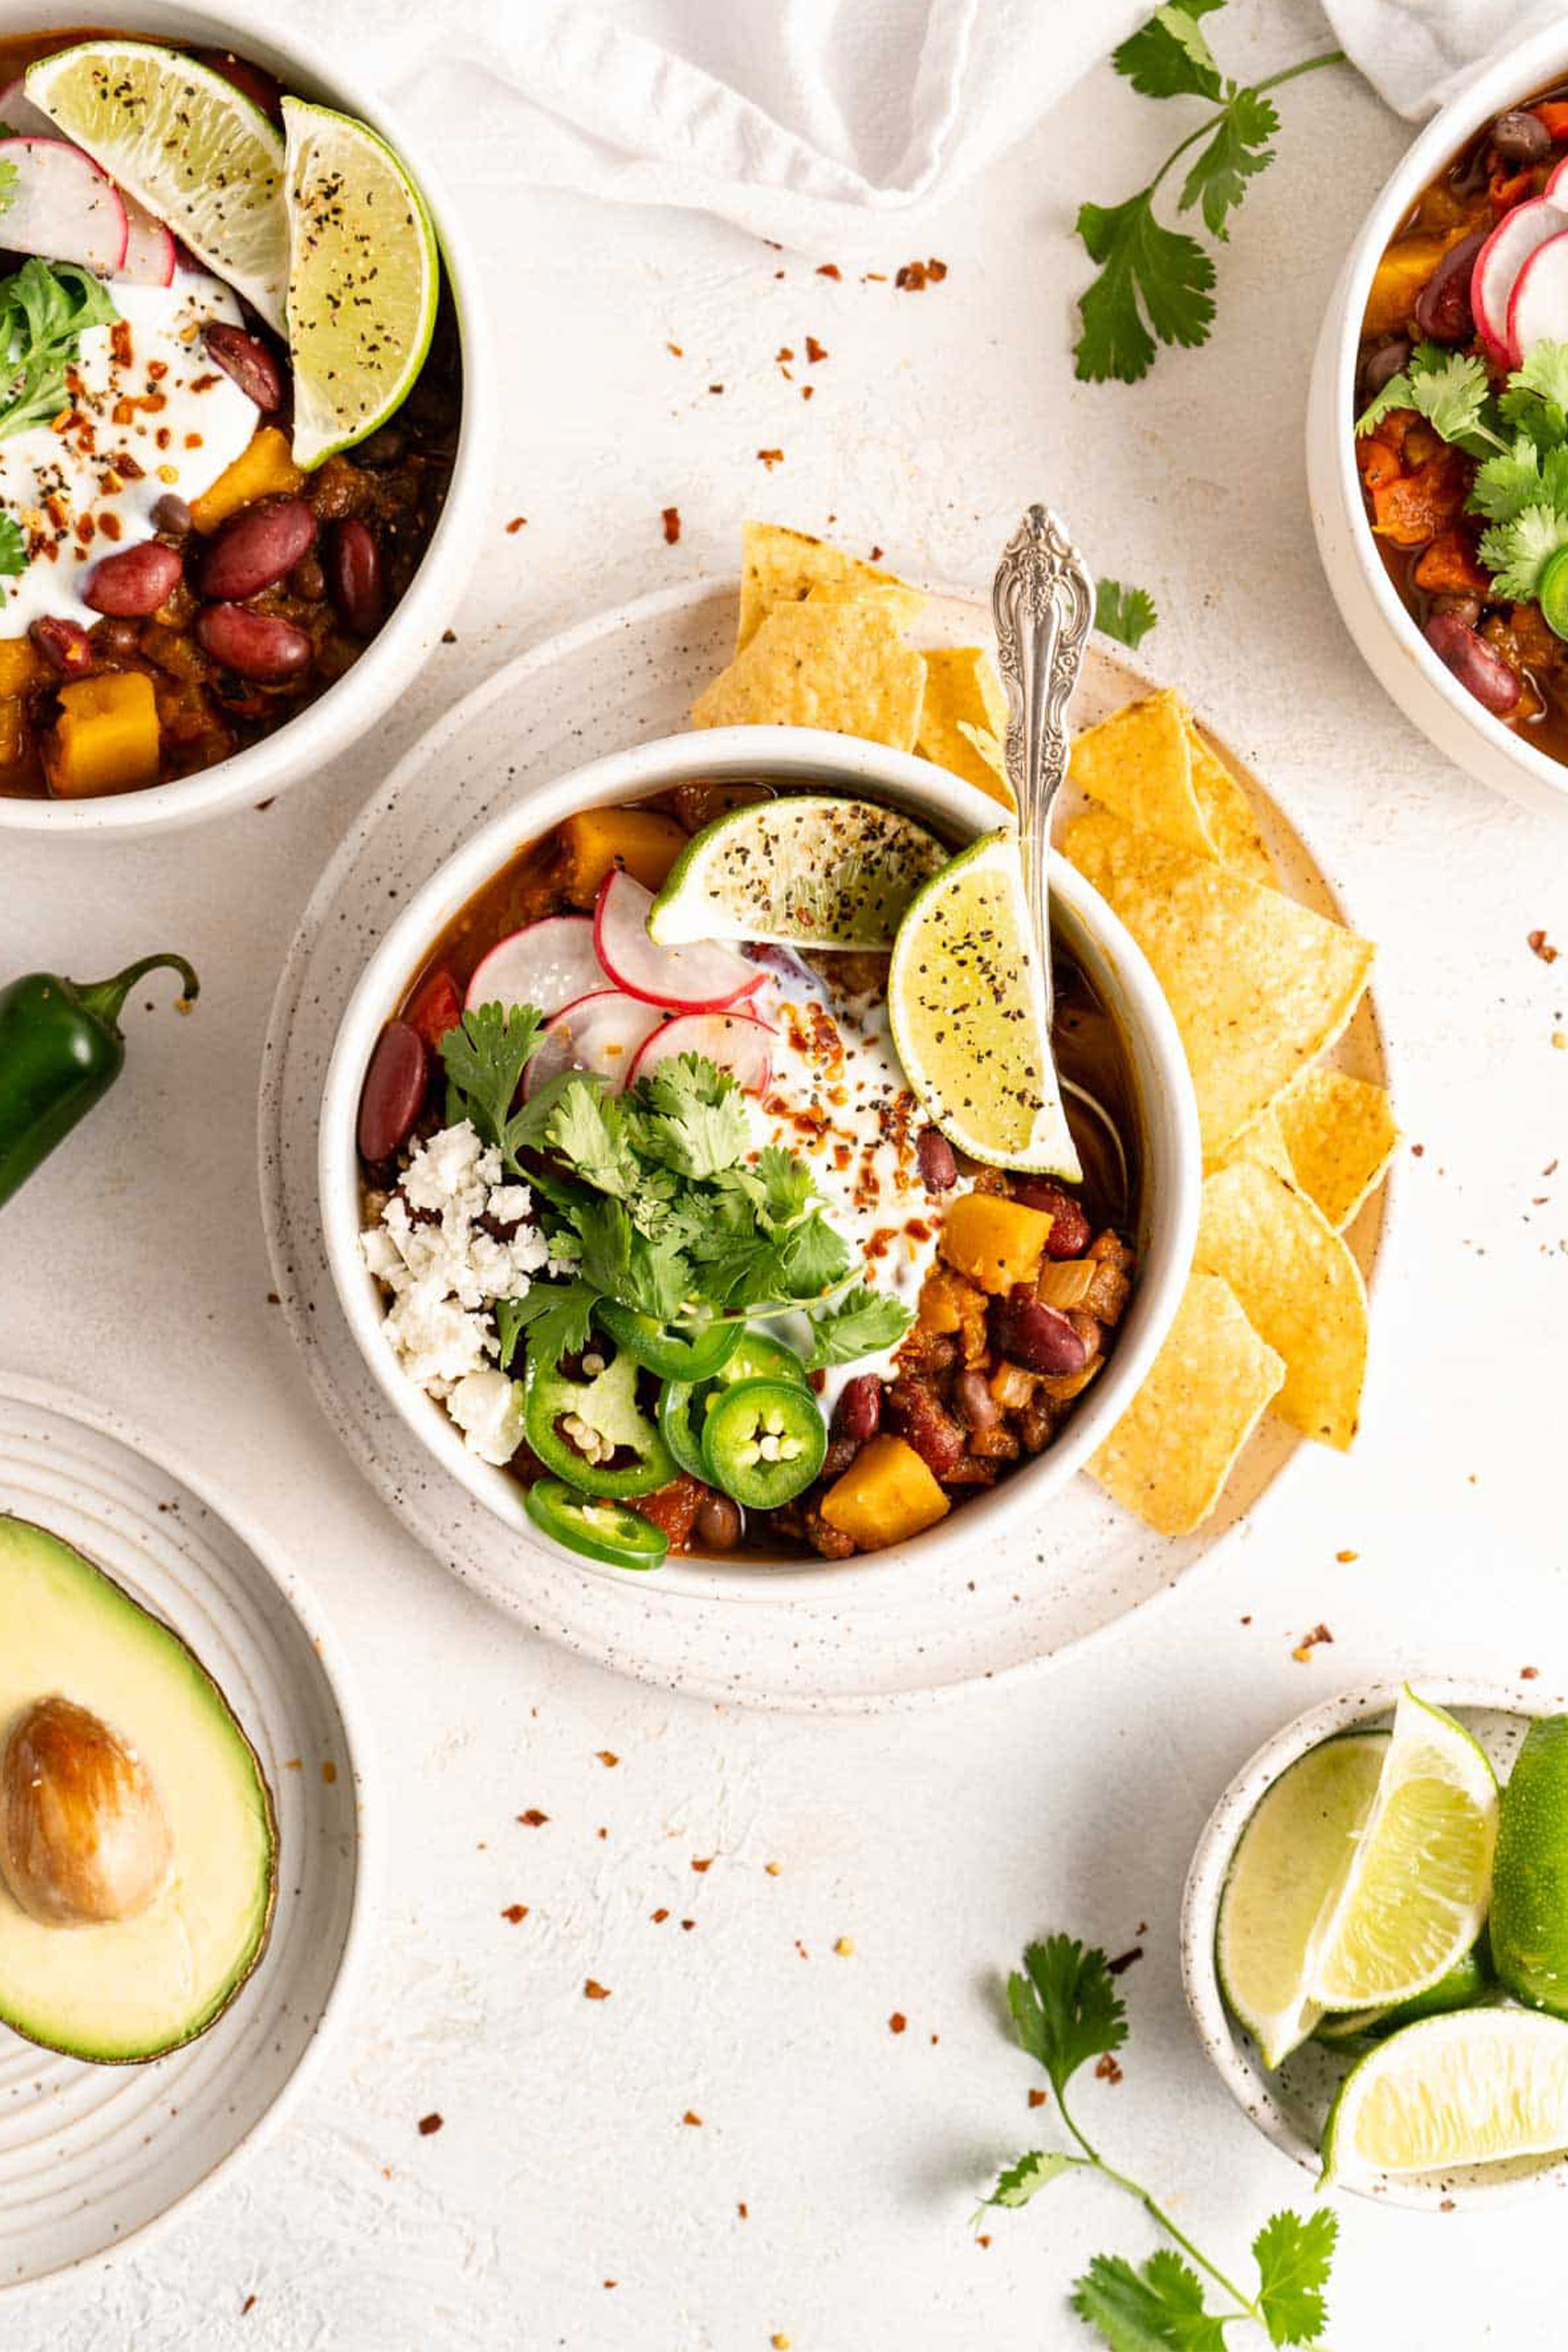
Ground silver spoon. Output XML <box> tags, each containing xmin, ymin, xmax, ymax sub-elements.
<box><xmin>991</xmin><ymin>504</ymin><xmax>1129</xmax><ymax>1206</ymax></box>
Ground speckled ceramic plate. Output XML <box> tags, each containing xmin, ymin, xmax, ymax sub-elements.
<box><xmin>0</xmin><ymin>1379</ymin><xmax>368</xmax><ymax>2291</ymax></box>
<box><xmin>1182</xmin><ymin>1678</ymin><xmax>1567</xmax><ymax>2209</ymax></box>
<box><xmin>258</xmin><ymin>577</ymin><xmax>1392</xmax><ymax>1712</ymax></box>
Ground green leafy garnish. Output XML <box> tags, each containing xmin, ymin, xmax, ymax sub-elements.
<box><xmin>1355</xmin><ymin>341</ymin><xmax>1498</xmax><ymax>452</ymax></box>
<box><xmin>436</xmin><ymin>1002</ymin><xmax>546</xmax><ymax>1158</ymax></box>
<box><xmin>1095</xmin><ymin>578</ymin><xmax>1158</xmax><ymax>649</ymax></box>
<box><xmin>980</xmin><ymin>1932</ymin><xmax>1336</xmax><ymax>2346</ymax></box>
<box><xmin>0</xmin><ymin>257</ymin><xmax>118</xmax><ymax>441</ymax></box>
<box><xmin>1479</xmin><ymin>502</ymin><xmax>1568</xmax><ymax>603</ymax></box>
<box><xmin>0</xmin><ymin>513</ymin><xmax>25</xmax><ymax>580</ymax></box>
<box><xmin>799</xmin><ymin>1283</ymin><xmax>912</xmax><ymax>1371</ymax></box>
<box><xmin>1075</xmin><ymin>5</ymin><xmax>1342</xmax><ymax>382</ymax></box>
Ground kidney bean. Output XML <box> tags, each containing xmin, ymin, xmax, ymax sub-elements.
<box><xmin>1423</xmin><ymin>612</ymin><xmax>1521</xmax><ymax>715</ymax></box>
<box><xmin>954</xmin><ymin>1369</ymin><xmax>999</xmax><ymax>1430</ymax></box>
<box><xmin>885</xmin><ymin>1378</ymin><xmax>966</xmax><ymax>1479</ymax></box>
<box><xmin>992</xmin><ymin>1285</ymin><xmax>1090</xmax><ymax>1377</ymax></box>
<box><xmin>1493</xmin><ymin>108</ymin><xmax>1551</xmax><ymax>164</ymax></box>
<box><xmin>196</xmin><ymin>602</ymin><xmax>313</xmax><ymax>680</ymax></box>
<box><xmin>1414</xmin><ymin>229</ymin><xmax>1487</xmax><ymax>343</ymax></box>
<box><xmin>1009</xmin><ymin>1177</ymin><xmax>1092</xmax><ymax>1257</ymax></box>
<box><xmin>916</xmin><ymin>1126</ymin><xmax>957</xmax><ymax>1191</ymax></box>
<box><xmin>203</xmin><ymin>322</ymin><xmax>285</xmax><ymax>412</ymax></box>
<box><xmin>30</xmin><ymin>614</ymin><xmax>92</xmax><ymax>675</ymax></box>
<box><xmin>327</xmin><ymin>519</ymin><xmax>385</xmax><ymax>636</ymax></box>
<box><xmin>83</xmin><ymin>540</ymin><xmax>183</xmax><ymax>618</ymax></box>
<box><xmin>831</xmin><ymin>1372</ymin><xmax>883</xmax><ymax>1444</ymax></box>
<box><xmin>1429</xmin><ymin>591</ymin><xmax>1482</xmax><ymax>628</ymax></box>
<box><xmin>200</xmin><ymin>498</ymin><xmax>316</xmax><ymax>600</ymax></box>
<box><xmin>1359</xmin><ymin>335</ymin><xmax>1410</xmax><ymax>404</ymax></box>
<box><xmin>695</xmin><ymin>1492</ymin><xmax>742</xmax><ymax>1550</ymax></box>
<box><xmin>357</xmin><ymin>1021</ymin><xmax>428</xmax><ymax>1163</ymax></box>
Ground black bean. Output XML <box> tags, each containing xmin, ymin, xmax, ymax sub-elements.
<box><xmin>1360</xmin><ymin>336</ymin><xmax>1410</xmax><ymax>404</ymax></box>
<box><xmin>695</xmin><ymin>1493</ymin><xmax>742</xmax><ymax>1550</ymax></box>
<box><xmin>1493</xmin><ymin>109</ymin><xmax>1551</xmax><ymax>164</ymax></box>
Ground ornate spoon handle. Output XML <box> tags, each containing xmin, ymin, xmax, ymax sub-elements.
<box><xmin>991</xmin><ymin>505</ymin><xmax>1094</xmax><ymax>1026</ymax></box>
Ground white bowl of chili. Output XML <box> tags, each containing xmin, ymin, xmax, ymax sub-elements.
<box><xmin>1308</xmin><ymin>20</ymin><xmax>1568</xmax><ymax>817</ymax></box>
<box><xmin>317</xmin><ymin>724</ymin><xmax>1201</xmax><ymax>1598</ymax></box>
<box><xmin>0</xmin><ymin>0</ymin><xmax>493</xmax><ymax>836</ymax></box>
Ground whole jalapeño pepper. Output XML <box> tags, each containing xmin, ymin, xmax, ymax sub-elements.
<box><xmin>0</xmin><ymin>952</ymin><xmax>199</xmax><ymax>1212</ymax></box>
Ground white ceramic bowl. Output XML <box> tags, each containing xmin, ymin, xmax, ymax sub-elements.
<box><xmin>0</xmin><ymin>0</ymin><xmax>493</xmax><ymax>837</ymax></box>
<box><xmin>1308</xmin><ymin>21</ymin><xmax>1568</xmax><ymax>817</ymax></box>
<box><xmin>317</xmin><ymin>723</ymin><xmax>1201</xmax><ymax>1596</ymax></box>
<box><xmin>1181</xmin><ymin>1676</ymin><xmax>1568</xmax><ymax>2209</ymax></box>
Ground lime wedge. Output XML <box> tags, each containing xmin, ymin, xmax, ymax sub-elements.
<box><xmin>1313</xmin><ymin>1937</ymin><xmax>1495</xmax><ymax>2046</ymax></box>
<box><xmin>1216</xmin><ymin>1731</ymin><xmax>1386</xmax><ymax>2070</ymax></box>
<box><xmin>1307</xmin><ymin>1689</ymin><xmax>1498</xmax><ymax>2013</ymax></box>
<box><xmin>281</xmin><ymin>98</ymin><xmax>438</xmax><ymax>469</ymax></box>
<box><xmin>647</xmin><ymin>796</ymin><xmax>948</xmax><ymax>950</ymax></box>
<box><xmin>886</xmin><ymin>829</ymin><xmax>1079</xmax><ymax>1178</ymax></box>
<box><xmin>1322</xmin><ymin>2009</ymin><xmax>1568</xmax><ymax>2181</ymax></box>
<box><xmin>1489</xmin><ymin>1716</ymin><xmax>1568</xmax><ymax>2016</ymax></box>
<box><xmin>27</xmin><ymin>40</ymin><xmax>288</xmax><ymax>327</ymax></box>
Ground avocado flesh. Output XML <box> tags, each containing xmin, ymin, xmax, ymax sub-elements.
<box><xmin>0</xmin><ymin>1515</ymin><xmax>278</xmax><ymax>2062</ymax></box>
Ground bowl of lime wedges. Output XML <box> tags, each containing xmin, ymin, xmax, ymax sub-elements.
<box><xmin>1182</xmin><ymin>1678</ymin><xmax>1568</xmax><ymax>2208</ymax></box>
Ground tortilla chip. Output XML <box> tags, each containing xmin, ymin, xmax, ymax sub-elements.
<box><xmin>1213</xmin><ymin>1103</ymin><xmax>1296</xmax><ymax>1186</ymax></box>
<box><xmin>1063</xmin><ymin>810</ymin><xmax>1375</xmax><ymax>1154</ymax></box>
<box><xmin>917</xmin><ymin>647</ymin><xmax>1013</xmax><ymax>806</ymax></box>
<box><xmin>737</xmin><ymin>522</ymin><xmax>926</xmax><ymax>650</ymax></box>
<box><xmin>1185</xmin><ymin>721</ymin><xmax>1277</xmax><ymax>888</ymax></box>
<box><xmin>1088</xmin><ymin>1270</ymin><xmax>1285</xmax><ymax>1536</ymax></box>
<box><xmin>1195</xmin><ymin>1162</ymin><xmax>1369</xmax><ymax>1451</ymax></box>
<box><xmin>1275</xmin><ymin>1066</ymin><xmax>1398</xmax><ymax>1230</ymax></box>
<box><xmin>692</xmin><ymin>601</ymin><xmax>927</xmax><ymax>751</ymax></box>
<box><xmin>1070</xmin><ymin>688</ymin><xmax>1216</xmax><ymax>859</ymax></box>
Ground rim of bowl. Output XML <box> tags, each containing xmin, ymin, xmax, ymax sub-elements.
<box><xmin>1180</xmin><ymin>1673</ymin><xmax>1568</xmax><ymax>2208</ymax></box>
<box><xmin>0</xmin><ymin>0</ymin><xmax>495</xmax><ymax>836</ymax></box>
<box><xmin>1324</xmin><ymin>18</ymin><xmax>1568</xmax><ymax>806</ymax></box>
<box><xmin>317</xmin><ymin>722</ymin><xmax>1202</xmax><ymax>1599</ymax></box>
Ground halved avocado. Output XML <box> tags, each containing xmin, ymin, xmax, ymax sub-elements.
<box><xmin>0</xmin><ymin>1514</ymin><xmax>278</xmax><ymax>2062</ymax></box>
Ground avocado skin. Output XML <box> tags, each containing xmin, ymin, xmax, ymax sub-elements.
<box><xmin>1491</xmin><ymin>1717</ymin><xmax>1568</xmax><ymax>2018</ymax></box>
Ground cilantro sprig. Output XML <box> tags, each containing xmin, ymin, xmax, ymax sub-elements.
<box><xmin>0</xmin><ymin>257</ymin><xmax>118</xmax><ymax>442</ymax></box>
<box><xmin>1094</xmin><ymin>577</ymin><xmax>1158</xmax><ymax>649</ymax></box>
<box><xmin>440</xmin><ymin>1004</ymin><xmax>912</xmax><ymax>1374</ymax></box>
<box><xmin>980</xmin><ymin>1935</ymin><xmax>1336</xmax><ymax>2346</ymax></box>
<box><xmin>1075</xmin><ymin>5</ymin><xmax>1342</xmax><ymax>383</ymax></box>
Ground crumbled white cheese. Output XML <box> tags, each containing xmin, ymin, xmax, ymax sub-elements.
<box><xmin>447</xmin><ymin>1368</ymin><xmax>528</xmax><ymax>1467</ymax></box>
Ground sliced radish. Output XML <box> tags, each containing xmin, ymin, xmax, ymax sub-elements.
<box><xmin>1548</xmin><ymin>155</ymin><xmax>1568</xmax><ymax>207</ymax></box>
<box><xmin>0</xmin><ymin>77</ymin><xmax>59</xmax><ymax>141</ymax></box>
<box><xmin>0</xmin><ymin>137</ymin><xmax>127</xmax><ymax>273</ymax></box>
<box><xmin>467</xmin><ymin>915</ymin><xmax>603</xmax><ymax>1020</ymax></box>
<box><xmin>522</xmin><ymin>990</ymin><xmax>665</xmax><ymax>1099</ymax></box>
<box><xmin>1473</xmin><ymin>195</ymin><xmax>1568</xmax><ymax>365</ymax></box>
<box><xmin>628</xmin><ymin>1011</ymin><xmax>774</xmax><ymax>1096</ymax></box>
<box><xmin>594</xmin><ymin>870</ymin><xmax>764</xmax><ymax>1013</ymax></box>
<box><xmin>1508</xmin><ymin>227</ymin><xmax>1568</xmax><ymax>373</ymax></box>
<box><xmin>119</xmin><ymin>195</ymin><xmax>176</xmax><ymax>287</ymax></box>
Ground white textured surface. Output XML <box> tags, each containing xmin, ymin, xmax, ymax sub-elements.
<box><xmin>5</xmin><ymin>0</ymin><xmax>1568</xmax><ymax>2340</ymax></box>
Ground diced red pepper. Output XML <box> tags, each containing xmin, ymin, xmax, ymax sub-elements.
<box><xmin>1491</xmin><ymin>164</ymin><xmax>1538</xmax><ymax>214</ymax></box>
<box><xmin>1534</xmin><ymin>101</ymin><xmax>1568</xmax><ymax>140</ymax></box>
<box><xmin>631</xmin><ymin>1473</ymin><xmax>708</xmax><ymax>1550</ymax></box>
<box><xmin>406</xmin><ymin>967</ymin><xmax>463</xmax><ymax>1050</ymax></box>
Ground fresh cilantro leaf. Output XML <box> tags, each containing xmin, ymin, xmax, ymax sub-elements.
<box><xmin>1007</xmin><ymin>1935</ymin><xmax>1127</xmax><ymax>2099</ymax></box>
<box><xmin>629</xmin><ymin>1053</ymin><xmax>753</xmax><ymax>1179</ymax></box>
<box><xmin>1479</xmin><ymin>501</ymin><xmax>1568</xmax><ymax>600</ymax></box>
<box><xmin>544</xmin><ymin>1081</ymin><xmax>641</xmax><ymax>1198</ymax></box>
<box><xmin>0</xmin><ymin>258</ymin><xmax>118</xmax><ymax>441</ymax></box>
<box><xmin>500</xmin><ymin>1278</ymin><xmax>598</xmax><ymax>1370</ymax></box>
<box><xmin>1467</xmin><ymin>433</ymin><xmax>1568</xmax><ymax>524</ymax></box>
<box><xmin>801</xmin><ymin>1284</ymin><xmax>912</xmax><ymax>1370</ymax></box>
<box><xmin>719</xmin><ymin>1144</ymin><xmax>816</xmax><ymax>1232</ymax></box>
<box><xmin>983</xmin><ymin>2149</ymin><xmax>1081</xmax><ymax>2208</ymax></box>
<box><xmin>1356</xmin><ymin>343</ymin><xmax>1497</xmax><ymax>450</ymax></box>
<box><xmin>0</xmin><ymin>512</ymin><xmax>24</xmax><ymax>579</ymax></box>
<box><xmin>440</xmin><ymin>1003</ymin><xmax>546</xmax><ymax>1152</ymax></box>
<box><xmin>1075</xmin><ymin>194</ymin><xmax>1215</xmax><ymax>383</ymax></box>
<box><xmin>1177</xmin><ymin>86</ymin><xmax>1277</xmax><ymax>240</ymax></box>
<box><xmin>1112</xmin><ymin>4</ymin><xmax>1225</xmax><ymax>101</ymax></box>
<box><xmin>1252</xmin><ymin>2210</ymin><xmax>1336</xmax><ymax>2346</ymax></box>
<box><xmin>564</xmin><ymin>1195</ymin><xmax>692</xmax><ymax>1323</ymax></box>
<box><xmin>779</xmin><ymin>1213</ymin><xmax>854</xmax><ymax>1298</ymax></box>
<box><xmin>1071</xmin><ymin>2251</ymin><xmax>1225</xmax><ymax>2352</ymax></box>
<box><xmin>1095</xmin><ymin>578</ymin><xmax>1158</xmax><ymax>650</ymax></box>
<box><xmin>1512</xmin><ymin>338</ymin><xmax>1568</xmax><ymax>411</ymax></box>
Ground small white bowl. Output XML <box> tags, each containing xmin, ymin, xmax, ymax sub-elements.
<box><xmin>1181</xmin><ymin>1676</ymin><xmax>1568</xmax><ymax>2209</ymax></box>
<box><xmin>0</xmin><ymin>0</ymin><xmax>493</xmax><ymax>837</ymax></box>
<box><xmin>1308</xmin><ymin>20</ymin><xmax>1568</xmax><ymax>817</ymax></box>
<box><xmin>317</xmin><ymin>723</ymin><xmax>1201</xmax><ymax>1597</ymax></box>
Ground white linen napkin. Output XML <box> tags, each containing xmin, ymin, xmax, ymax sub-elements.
<box><xmin>1321</xmin><ymin>0</ymin><xmax>1565</xmax><ymax>118</ymax></box>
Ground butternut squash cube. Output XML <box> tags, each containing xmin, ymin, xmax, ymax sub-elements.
<box><xmin>0</xmin><ymin>636</ymin><xmax>42</xmax><ymax>696</ymax></box>
<box><xmin>819</xmin><ymin>1434</ymin><xmax>950</xmax><ymax>1550</ymax></box>
<box><xmin>191</xmin><ymin>426</ymin><xmax>305</xmax><ymax>533</ymax></box>
<box><xmin>554</xmin><ymin>804</ymin><xmax>688</xmax><ymax>907</ymax></box>
<box><xmin>46</xmin><ymin>673</ymin><xmax>160</xmax><ymax>798</ymax></box>
<box><xmin>1362</xmin><ymin>232</ymin><xmax>1463</xmax><ymax>339</ymax></box>
<box><xmin>938</xmin><ymin>1191</ymin><xmax>1052</xmax><ymax>1295</ymax></box>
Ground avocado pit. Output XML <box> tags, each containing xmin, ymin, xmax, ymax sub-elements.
<box><xmin>0</xmin><ymin>1694</ymin><xmax>173</xmax><ymax>1927</ymax></box>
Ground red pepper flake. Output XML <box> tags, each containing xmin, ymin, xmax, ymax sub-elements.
<box><xmin>597</xmin><ymin>1826</ymin><xmax>608</xmax><ymax>1841</ymax></box>
<box><xmin>888</xmin><ymin>2011</ymin><xmax>907</xmax><ymax>2035</ymax></box>
<box><xmin>817</xmin><ymin>262</ymin><xmax>841</xmax><ymax>279</ymax></box>
<box><xmin>241</xmin><ymin>2297</ymin><xmax>256</xmax><ymax>2317</ymax></box>
<box><xmin>1291</xmin><ymin>1623</ymin><xmax>1334</xmax><ymax>1662</ymax></box>
<box><xmin>501</xmin><ymin>1903</ymin><xmax>529</xmax><ymax>1923</ymax></box>
<box><xmin>667</xmin><ymin>341</ymin><xmax>683</xmax><ymax>356</ymax></box>
<box><xmin>927</xmin><ymin>256</ymin><xmax>948</xmax><ymax>280</ymax></box>
<box><xmin>692</xmin><ymin>1856</ymin><xmax>713</xmax><ymax>1872</ymax></box>
<box><xmin>683</xmin><ymin>2109</ymin><xmax>703</xmax><ymax>2126</ymax></box>
<box><xmin>756</xmin><ymin>448</ymin><xmax>784</xmax><ymax>469</ymax></box>
<box><xmin>604</xmin><ymin>2280</ymin><xmax>616</xmax><ymax>2290</ymax></box>
<box><xmin>651</xmin><ymin>1907</ymin><xmax>670</xmax><ymax>1922</ymax></box>
<box><xmin>895</xmin><ymin>261</ymin><xmax>928</xmax><ymax>291</ymax></box>
<box><xmin>1336</xmin><ymin>1549</ymin><xmax>1360</xmax><ymax>1563</ymax></box>
<box><xmin>1411</xmin><ymin>1142</ymin><xmax>1425</xmax><ymax>1157</ymax></box>
<box><xmin>1530</xmin><ymin>929</ymin><xmax>1559</xmax><ymax>963</ymax></box>
<box><xmin>802</xmin><ymin>386</ymin><xmax>814</xmax><ymax>400</ymax></box>
<box><xmin>681</xmin><ymin>1918</ymin><xmax>696</xmax><ymax>1931</ymax></box>
<box><xmin>805</xmin><ymin>336</ymin><xmax>828</xmax><ymax>362</ymax></box>
<box><xmin>1523</xmin><ymin>1665</ymin><xmax>1541</xmax><ymax>1680</ymax></box>
<box><xmin>597</xmin><ymin>1750</ymin><xmax>619</xmax><ymax>1767</ymax></box>
<box><xmin>708</xmin><ymin>383</ymin><xmax>725</xmax><ymax>394</ymax></box>
<box><xmin>1107</xmin><ymin>1946</ymin><xmax>1144</xmax><ymax>1977</ymax></box>
<box><xmin>517</xmin><ymin>1808</ymin><xmax>549</xmax><ymax>1825</ymax></box>
<box><xmin>585</xmin><ymin>1979</ymin><xmax>612</xmax><ymax>2001</ymax></box>
<box><xmin>863</xmin><ymin>271</ymin><xmax>886</xmax><ymax>282</ymax></box>
<box><xmin>977</xmin><ymin>2235</ymin><xmax>992</xmax><ymax>2249</ymax></box>
<box><xmin>869</xmin><ymin>544</ymin><xmax>884</xmax><ymax>561</ymax></box>
<box><xmin>776</xmin><ymin>346</ymin><xmax>795</xmax><ymax>363</ymax></box>
<box><xmin>1095</xmin><ymin>2054</ymin><xmax>1124</xmax><ymax>2085</ymax></box>
<box><xmin>1028</xmin><ymin>2087</ymin><xmax>1048</xmax><ymax>2108</ymax></box>
<box><xmin>441</xmin><ymin>628</ymin><xmax>457</xmax><ymax>644</ymax></box>
<box><xmin>417</xmin><ymin>2112</ymin><xmax>444</xmax><ymax>2135</ymax></box>
<box><xmin>738</xmin><ymin>2202</ymin><xmax>749</xmax><ymax>2219</ymax></box>
<box><xmin>505</xmin><ymin>516</ymin><xmax>528</xmax><ymax>534</ymax></box>
<box><xmin>661</xmin><ymin>505</ymin><xmax>681</xmax><ymax>545</ymax></box>
<box><xmin>321</xmin><ymin>1760</ymin><xmax>337</xmax><ymax>1785</ymax></box>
